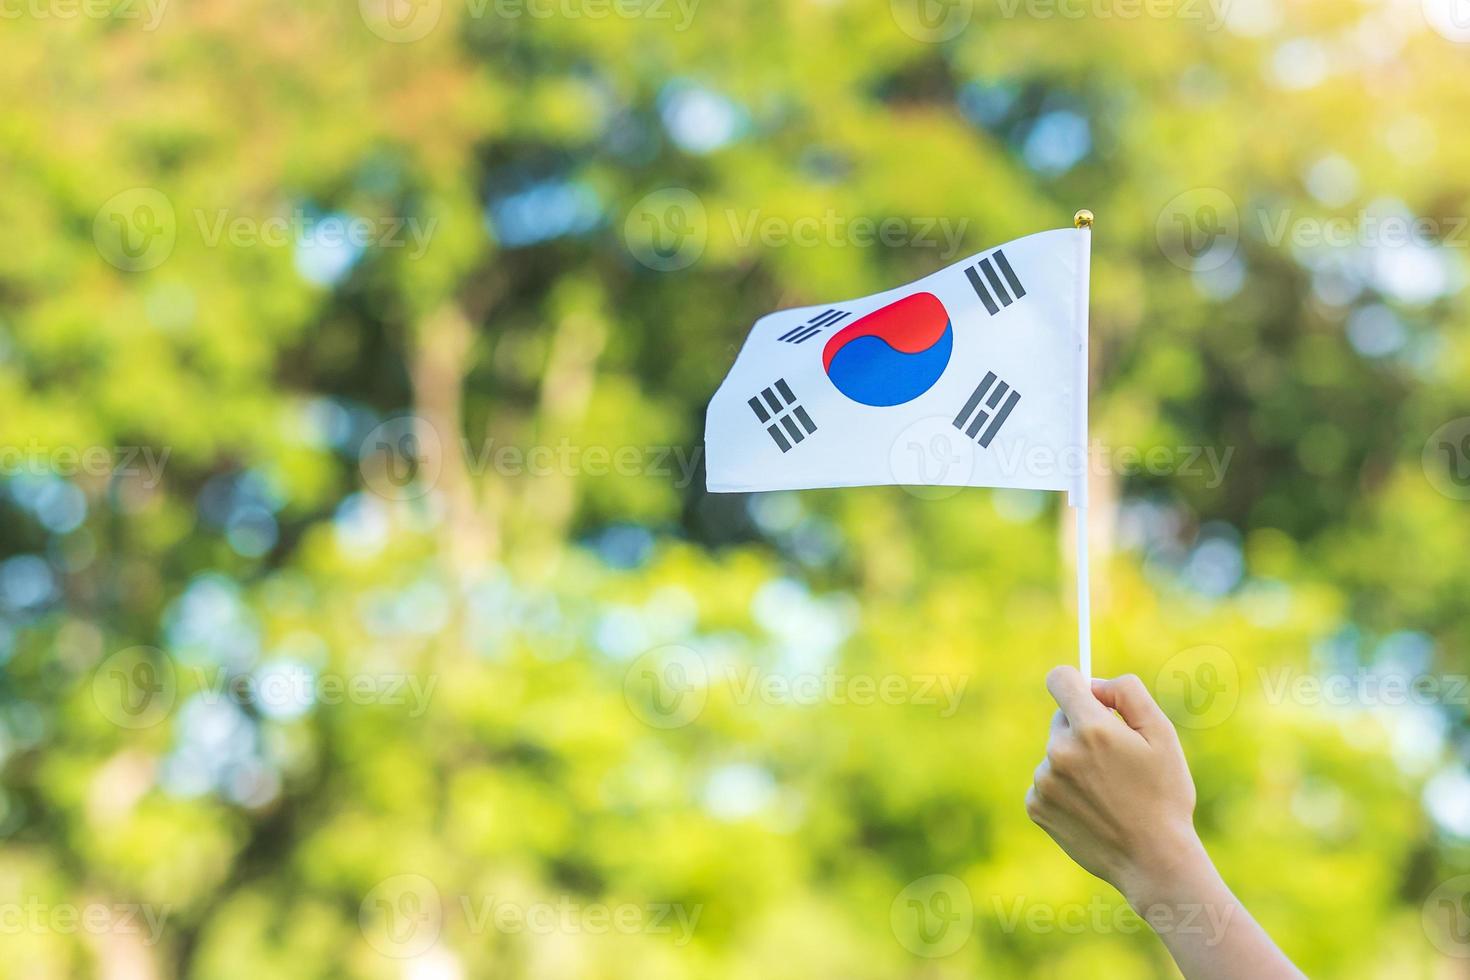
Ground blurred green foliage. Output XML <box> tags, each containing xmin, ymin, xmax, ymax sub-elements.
<box><xmin>1</xmin><ymin>0</ymin><xmax>1469</xmax><ymax>976</ymax></box>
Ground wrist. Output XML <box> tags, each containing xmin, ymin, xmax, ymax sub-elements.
<box><xmin>1117</xmin><ymin>824</ymin><xmax>1216</xmax><ymax>912</ymax></box>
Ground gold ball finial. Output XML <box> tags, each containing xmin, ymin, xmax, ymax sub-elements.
<box><xmin>1073</xmin><ymin>209</ymin><xmax>1094</xmax><ymax>229</ymax></box>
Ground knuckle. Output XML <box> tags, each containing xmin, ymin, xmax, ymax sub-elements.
<box><xmin>1032</xmin><ymin>766</ymin><xmax>1058</xmax><ymax>797</ymax></box>
<box><xmin>1047</xmin><ymin>739</ymin><xmax>1079</xmax><ymax>773</ymax></box>
<box><xmin>1075</xmin><ymin>720</ymin><xmax>1106</xmax><ymax>747</ymax></box>
<box><xmin>1078</xmin><ymin>721</ymin><xmax>1120</xmax><ymax>752</ymax></box>
<box><xmin>1118</xmin><ymin>674</ymin><xmax>1149</xmax><ymax>698</ymax></box>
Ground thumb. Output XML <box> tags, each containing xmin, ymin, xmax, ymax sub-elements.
<box><xmin>1091</xmin><ymin>674</ymin><xmax>1175</xmax><ymax>741</ymax></box>
<box><xmin>1045</xmin><ymin>666</ymin><xmax>1110</xmax><ymax>731</ymax></box>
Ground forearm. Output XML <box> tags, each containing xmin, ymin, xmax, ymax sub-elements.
<box><xmin>1123</xmin><ymin>837</ymin><xmax>1304</xmax><ymax>980</ymax></box>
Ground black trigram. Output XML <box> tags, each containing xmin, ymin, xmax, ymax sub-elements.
<box><xmin>964</xmin><ymin>249</ymin><xmax>1026</xmax><ymax>316</ymax></box>
<box><xmin>777</xmin><ymin>308</ymin><xmax>851</xmax><ymax>344</ymax></box>
<box><xmin>748</xmin><ymin>378</ymin><xmax>817</xmax><ymax>452</ymax></box>
<box><xmin>952</xmin><ymin>371</ymin><xmax>1020</xmax><ymax>448</ymax></box>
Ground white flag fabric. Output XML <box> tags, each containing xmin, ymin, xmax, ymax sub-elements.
<box><xmin>705</xmin><ymin>226</ymin><xmax>1091</xmax><ymax>498</ymax></box>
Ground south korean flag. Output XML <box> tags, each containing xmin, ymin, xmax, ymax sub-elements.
<box><xmin>705</xmin><ymin>225</ymin><xmax>1091</xmax><ymax>499</ymax></box>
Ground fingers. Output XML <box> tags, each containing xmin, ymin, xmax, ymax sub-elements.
<box><xmin>1049</xmin><ymin>708</ymin><xmax>1069</xmax><ymax>736</ymax></box>
<box><xmin>1045</xmin><ymin>666</ymin><xmax>1110</xmax><ymax>731</ymax></box>
<box><xmin>1026</xmin><ymin>760</ymin><xmax>1054</xmax><ymax>826</ymax></box>
<box><xmin>1091</xmin><ymin>674</ymin><xmax>1175</xmax><ymax>742</ymax></box>
<box><xmin>1023</xmin><ymin>784</ymin><xmax>1044</xmax><ymax>825</ymax></box>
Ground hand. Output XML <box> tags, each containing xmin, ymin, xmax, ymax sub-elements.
<box><xmin>1025</xmin><ymin>666</ymin><xmax>1204</xmax><ymax>906</ymax></box>
<box><xmin>1026</xmin><ymin>666</ymin><xmax>1304</xmax><ymax>980</ymax></box>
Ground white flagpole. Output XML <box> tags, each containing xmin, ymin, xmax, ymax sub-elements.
<box><xmin>1072</xmin><ymin>209</ymin><xmax>1094</xmax><ymax>681</ymax></box>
